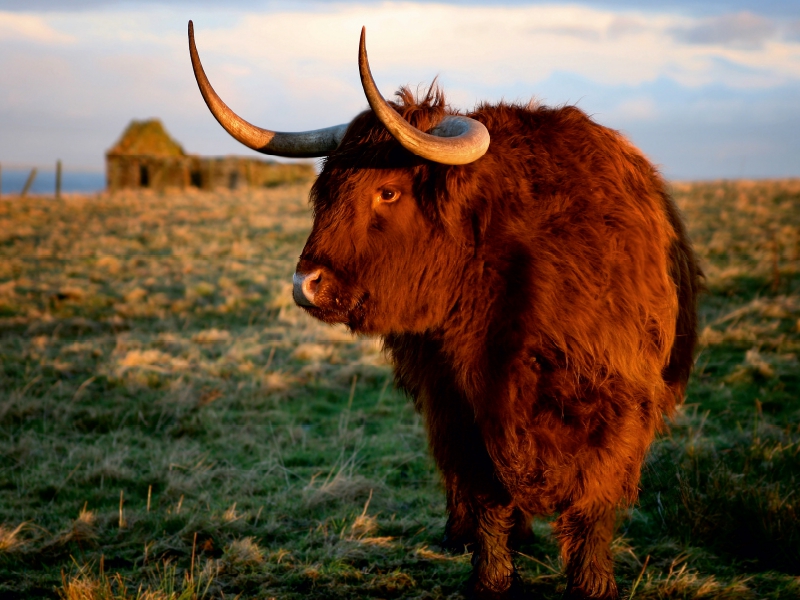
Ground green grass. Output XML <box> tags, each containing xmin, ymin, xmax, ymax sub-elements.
<box><xmin>1</xmin><ymin>180</ymin><xmax>799</xmax><ymax>599</ymax></box>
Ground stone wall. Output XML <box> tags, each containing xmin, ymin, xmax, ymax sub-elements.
<box><xmin>106</xmin><ymin>155</ymin><xmax>315</xmax><ymax>192</ymax></box>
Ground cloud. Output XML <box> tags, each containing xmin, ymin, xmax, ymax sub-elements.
<box><xmin>1</xmin><ymin>1</ymin><xmax>799</xmax><ymax>178</ymax></box>
<box><xmin>608</xmin><ymin>96</ymin><xmax>657</xmax><ymax>121</ymax></box>
<box><xmin>178</xmin><ymin>3</ymin><xmax>800</xmax><ymax>93</ymax></box>
<box><xmin>784</xmin><ymin>19</ymin><xmax>800</xmax><ymax>42</ymax></box>
<box><xmin>672</xmin><ymin>11</ymin><xmax>777</xmax><ymax>48</ymax></box>
<box><xmin>0</xmin><ymin>11</ymin><xmax>74</xmax><ymax>43</ymax></box>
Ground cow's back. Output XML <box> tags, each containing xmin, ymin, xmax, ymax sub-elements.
<box><xmin>467</xmin><ymin>103</ymin><xmax>698</xmax><ymax>414</ymax></box>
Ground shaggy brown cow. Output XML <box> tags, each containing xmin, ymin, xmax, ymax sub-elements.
<box><xmin>189</xmin><ymin>22</ymin><xmax>701</xmax><ymax>600</ymax></box>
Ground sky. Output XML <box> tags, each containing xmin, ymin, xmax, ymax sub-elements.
<box><xmin>1</xmin><ymin>0</ymin><xmax>799</xmax><ymax>181</ymax></box>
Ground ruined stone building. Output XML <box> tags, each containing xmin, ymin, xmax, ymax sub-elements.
<box><xmin>106</xmin><ymin>120</ymin><xmax>315</xmax><ymax>192</ymax></box>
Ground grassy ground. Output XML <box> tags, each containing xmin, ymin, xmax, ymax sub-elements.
<box><xmin>1</xmin><ymin>180</ymin><xmax>799</xmax><ymax>599</ymax></box>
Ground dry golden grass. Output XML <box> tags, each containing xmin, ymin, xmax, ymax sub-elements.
<box><xmin>0</xmin><ymin>184</ymin><xmax>387</xmax><ymax>398</ymax></box>
<box><xmin>1</xmin><ymin>179</ymin><xmax>799</xmax><ymax>599</ymax></box>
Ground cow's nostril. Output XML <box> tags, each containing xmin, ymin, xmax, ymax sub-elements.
<box><xmin>306</xmin><ymin>271</ymin><xmax>322</xmax><ymax>296</ymax></box>
<box><xmin>302</xmin><ymin>269</ymin><xmax>322</xmax><ymax>301</ymax></box>
<box><xmin>293</xmin><ymin>269</ymin><xmax>323</xmax><ymax>308</ymax></box>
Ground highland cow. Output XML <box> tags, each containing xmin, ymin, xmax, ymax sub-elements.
<box><xmin>189</xmin><ymin>22</ymin><xmax>701</xmax><ymax>599</ymax></box>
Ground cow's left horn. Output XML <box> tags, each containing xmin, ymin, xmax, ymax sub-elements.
<box><xmin>189</xmin><ymin>21</ymin><xmax>349</xmax><ymax>158</ymax></box>
<box><xmin>358</xmin><ymin>27</ymin><xmax>490</xmax><ymax>166</ymax></box>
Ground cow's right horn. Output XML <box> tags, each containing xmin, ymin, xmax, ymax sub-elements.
<box><xmin>189</xmin><ymin>21</ymin><xmax>348</xmax><ymax>158</ymax></box>
<box><xmin>358</xmin><ymin>27</ymin><xmax>490</xmax><ymax>166</ymax></box>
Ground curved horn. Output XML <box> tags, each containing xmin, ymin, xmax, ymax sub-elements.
<box><xmin>358</xmin><ymin>27</ymin><xmax>490</xmax><ymax>165</ymax></box>
<box><xmin>189</xmin><ymin>20</ymin><xmax>348</xmax><ymax>158</ymax></box>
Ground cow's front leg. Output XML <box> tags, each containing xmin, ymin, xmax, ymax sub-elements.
<box><xmin>468</xmin><ymin>499</ymin><xmax>518</xmax><ymax>599</ymax></box>
<box><xmin>556</xmin><ymin>505</ymin><xmax>619</xmax><ymax>600</ymax></box>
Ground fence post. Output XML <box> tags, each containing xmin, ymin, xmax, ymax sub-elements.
<box><xmin>21</xmin><ymin>168</ymin><xmax>37</xmax><ymax>198</ymax></box>
<box><xmin>56</xmin><ymin>160</ymin><xmax>62</xmax><ymax>199</ymax></box>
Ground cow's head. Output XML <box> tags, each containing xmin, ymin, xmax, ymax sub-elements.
<box><xmin>188</xmin><ymin>22</ymin><xmax>491</xmax><ymax>334</ymax></box>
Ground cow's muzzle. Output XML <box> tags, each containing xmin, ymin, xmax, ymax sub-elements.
<box><xmin>292</xmin><ymin>269</ymin><xmax>323</xmax><ymax>307</ymax></box>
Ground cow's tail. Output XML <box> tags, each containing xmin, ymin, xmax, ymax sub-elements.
<box><xmin>662</xmin><ymin>193</ymin><xmax>703</xmax><ymax>407</ymax></box>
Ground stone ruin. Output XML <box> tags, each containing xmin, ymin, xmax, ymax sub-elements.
<box><xmin>106</xmin><ymin>119</ymin><xmax>315</xmax><ymax>192</ymax></box>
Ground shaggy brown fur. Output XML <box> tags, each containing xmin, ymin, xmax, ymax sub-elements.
<box><xmin>294</xmin><ymin>87</ymin><xmax>702</xmax><ymax>599</ymax></box>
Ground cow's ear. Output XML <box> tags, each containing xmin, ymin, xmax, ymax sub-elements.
<box><xmin>436</xmin><ymin>165</ymin><xmax>490</xmax><ymax>252</ymax></box>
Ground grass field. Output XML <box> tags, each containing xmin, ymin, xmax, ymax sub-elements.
<box><xmin>1</xmin><ymin>180</ymin><xmax>799</xmax><ymax>599</ymax></box>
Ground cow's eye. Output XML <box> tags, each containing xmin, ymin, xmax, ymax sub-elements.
<box><xmin>379</xmin><ymin>188</ymin><xmax>400</xmax><ymax>202</ymax></box>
